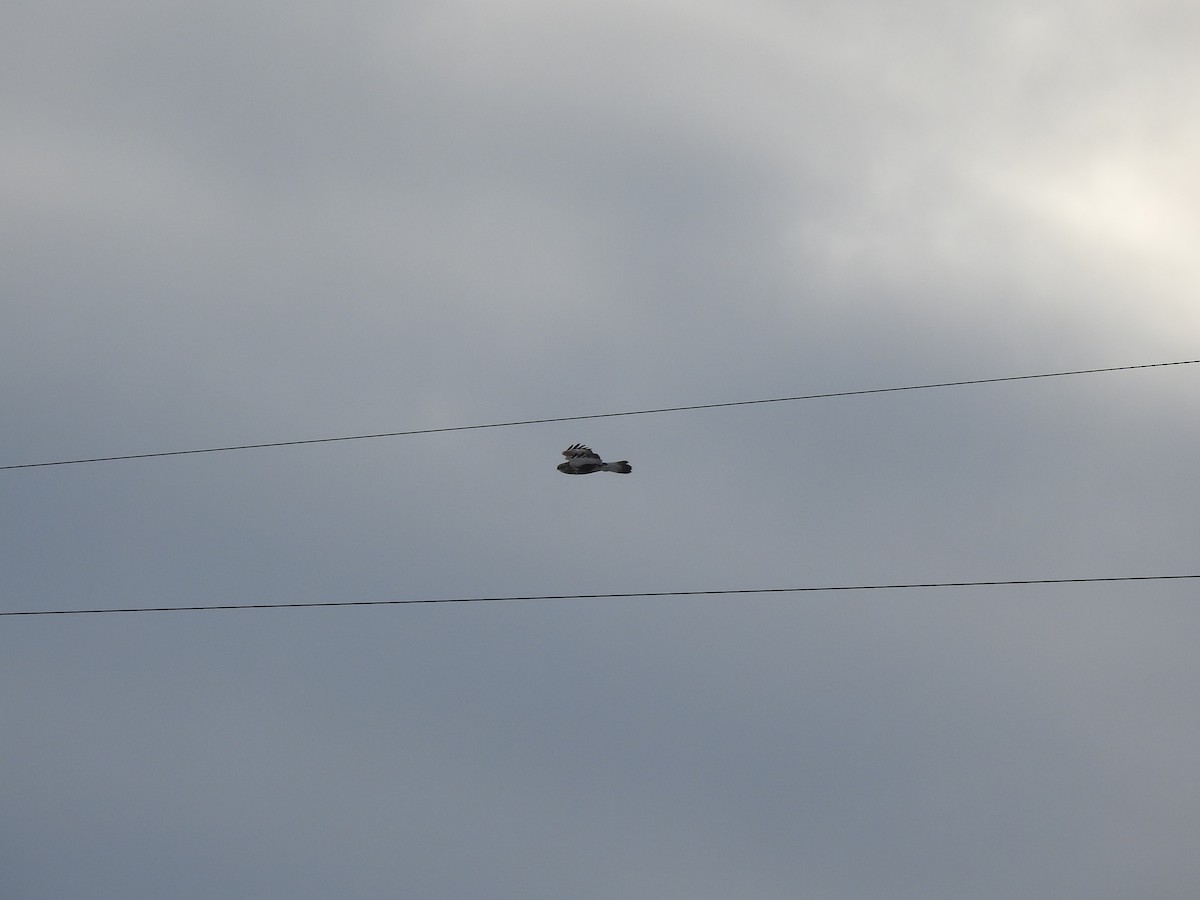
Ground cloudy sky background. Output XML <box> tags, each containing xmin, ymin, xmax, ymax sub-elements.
<box><xmin>3</xmin><ymin>1</ymin><xmax>1199</xmax><ymax>897</ymax></box>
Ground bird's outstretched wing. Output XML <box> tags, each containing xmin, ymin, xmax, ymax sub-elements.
<box><xmin>562</xmin><ymin>443</ymin><xmax>601</xmax><ymax>461</ymax></box>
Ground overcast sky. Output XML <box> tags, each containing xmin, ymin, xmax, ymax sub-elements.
<box><xmin>3</xmin><ymin>1</ymin><xmax>1199</xmax><ymax>898</ymax></box>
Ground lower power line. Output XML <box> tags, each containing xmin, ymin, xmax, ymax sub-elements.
<box><xmin>4</xmin><ymin>574</ymin><xmax>1196</xmax><ymax>617</ymax></box>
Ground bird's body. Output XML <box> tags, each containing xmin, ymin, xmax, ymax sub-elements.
<box><xmin>557</xmin><ymin>443</ymin><xmax>632</xmax><ymax>475</ymax></box>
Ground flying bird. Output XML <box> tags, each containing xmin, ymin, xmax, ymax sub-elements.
<box><xmin>557</xmin><ymin>444</ymin><xmax>632</xmax><ymax>475</ymax></box>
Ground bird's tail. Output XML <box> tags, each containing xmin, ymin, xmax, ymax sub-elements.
<box><xmin>601</xmin><ymin>460</ymin><xmax>632</xmax><ymax>474</ymax></box>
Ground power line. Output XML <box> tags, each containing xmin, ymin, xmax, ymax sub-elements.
<box><xmin>3</xmin><ymin>358</ymin><xmax>1197</xmax><ymax>472</ymax></box>
<box><xmin>4</xmin><ymin>574</ymin><xmax>1196</xmax><ymax>617</ymax></box>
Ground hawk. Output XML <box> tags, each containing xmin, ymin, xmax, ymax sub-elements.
<box><xmin>557</xmin><ymin>443</ymin><xmax>632</xmax><ymax>475</ymax></box>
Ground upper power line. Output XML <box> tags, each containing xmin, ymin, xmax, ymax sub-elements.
<box><xmin>3</xmin><ymin>359</ymin><xmax>1196</xmax><ymax>472</ymax></box>
<box><xmin>2</xmin><ymin>574</ymin><xmax>1195</xmax><ymax>617</ymax></box>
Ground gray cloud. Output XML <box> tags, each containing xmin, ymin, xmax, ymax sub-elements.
<box><xmin>3</xmin><ymin>1</ymin><xmax>1199</xmax><ymax>898</ymax></box>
